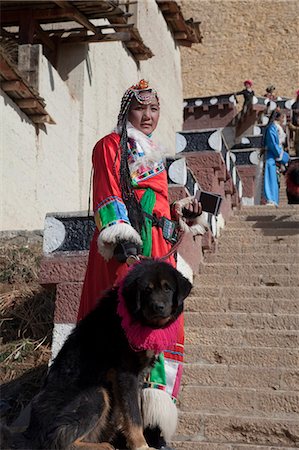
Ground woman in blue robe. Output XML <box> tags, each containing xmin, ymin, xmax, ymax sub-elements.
<box><xmin>264</xmin><ymin>110</ymin><xmax>289</xmax><ymax>206</ymax></box>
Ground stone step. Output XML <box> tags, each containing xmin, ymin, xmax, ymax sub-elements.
<box><xmin>194</xmin><ymin>272</ymin><xmax>298</xmax><ymax>287</ymax></box>
<box><xmin>190</xmin><ymin>285</ymin><xmax>299</xmax><ymax>300</ymax></box>
<box><xmin>200</xmin><ymin>262</ymin><xmax>298</xmax><ymax>277</ymax></box>
<box><xmin>235</xmin><ymin>205</ymin><xmax>299</xmax><ymax>215</ymax></box>
<box><xmin>181</xmin><ymin>364</ymin><xmax>298</xmax><ymax>390</ymax></box>
<box><xmin>185</xmin><ymin>327</ymin><xmax>299</xmax><ymax>348</ymax></box>
<box><xmin>184</xmin><ymin>312</ymin><xmax>299</xmax><ymax>330</ymax></box>
<box><xmin>221</xmin><ymin>228</ymin><xmax>299</xmax><ymax>239</ymax></box>
<box><xmin>178</xmin><ymin>385</ymin><xmax>299</xmax><ymax>417</ymax></box>
<box><xmin>172</xmin><ymin>441</ymin><xmax>297</xmax><ymax>450</ymax></box>
<box><xmin>184</xmin><ymin>344</ymin><xmax>299</xmax><ymax>367</ymax></box>
<box><xmin>174</xmin><ymin>413</ymin><xmax>299</xmax><ymax>448</ymax></box>
<box><xmin>205</xmin><ymin>252</ymin><xmax>299</xmax><ymax>264</ymax></box>
<box><xmin>228</xmin><ymin>213</ymin><xmax>299</xmax><ymax>222</ymax></box>
<box><xmin>215</xmin><ymin>242</ymin><xmax>298</xmax><ymax>254</ymax></box>
<box><xmin>186</xmin><ymin>295</ymin><xmax>299</xmax><ymax>314</ymax></box>
<box><xmin>226</xmin><ymin>219</ymin><xmax>299</xmax><ymax>228</ymax></box>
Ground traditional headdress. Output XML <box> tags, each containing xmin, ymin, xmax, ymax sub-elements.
<box><xmin>266</xmin><ymin>85</ymin><xmax>275</xmax><ymax>93</ymax></box>
<box><xmin>117</xmin><ymin>79</ymin><xmax>159</xmax><ymax>128</ymax></box>
<box><xmin>244</xmin><ymin>79</ymin><xmax>253</xmax><ymax>87</ymax></box>
<box><xmin>116</xmin><ymin>80</ymin><xmax>159</xmax><ymax>234</ymax></box>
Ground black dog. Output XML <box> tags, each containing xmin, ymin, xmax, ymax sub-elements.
<box><xmin>4</xmin><ymin>260</ymin><xmax>192</xmax><ymax>450</ymax></box>
<box><xmin>285</xmin><ymin>161</ymin><xmax>299</xmax><ymax>204</ymax></box>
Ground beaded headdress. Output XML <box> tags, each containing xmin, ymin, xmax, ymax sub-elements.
<box><xmin>117</xmin><ymin>79</ymin><xmax>159</xmax><ymax>128</ymax></box>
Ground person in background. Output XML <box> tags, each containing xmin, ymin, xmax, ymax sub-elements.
<box><xmin>263</xmin><ymin>109</ymin><xmax>290</xmax><ymax>206</ymax></box>
<box><xmin>288</xmin><ymin>114</ymin><xmax>299</xmax><ymax>157</ymax></box>
<box><xmin>291</xmin><ymin>89</ymin><xmax>299</xmax><ymax>126</ymax></box>
<box><xmin>264</xmin><ymin>85</ymin><xmax>277</xmax><ymax>100</ymax></box>
<box><xmin>235</xmin><ymin>79</ymin><xmax>255</xmax><ymax>107</ymax></box>
<box><xmin>77</xmin><ymin>79</ymin><xmax>204</xmax><ymax>450</ymax></box>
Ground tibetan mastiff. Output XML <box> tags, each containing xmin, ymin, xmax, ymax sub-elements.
<box><xmin>285</xmin><ymin>161</ymin><xmax>299</xmax><ymax>204</ymax></box>
<box><xmin>4</xmin><ymin>260</ymin><xmax>192</xmax><ymax>450</ymax></box>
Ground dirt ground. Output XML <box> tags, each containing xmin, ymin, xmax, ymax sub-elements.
<box><xmin>0</xmin><ymin>235</ymin><xmax>55</xmax><ymax>425</ymax></box>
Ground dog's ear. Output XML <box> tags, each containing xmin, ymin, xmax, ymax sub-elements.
<box><xmin>175</xmin><ymin>271</ymin><xmax>192</xmax><ymax>306</ymax></box>
<box><xmin>122</xmin><ymin>278</ymin><xmax>141</xmax><ymax>315</ymax></box>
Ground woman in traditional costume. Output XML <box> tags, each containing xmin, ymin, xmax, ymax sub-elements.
<box><xmin>263</xmin><ymin>110</ymin><xmax>290</xmax><ymax>206</ymax></box>
<box><xmin>77</xmin><ymin>80</ymin><xmax>202</xmax><ymax>450</ymax></box>
<box><xmin>235</xmin><ymin>79</ymin><xmax>255</xmax><ymax>107</ymax></box>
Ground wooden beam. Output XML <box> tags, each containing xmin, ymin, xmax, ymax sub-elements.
<box><xmin>15</xmin><ymin>98</ymin><xmax>39</xmax><ymax>109</ymax></box>
<box><xmin>0</xmin><ymin>8</ymin><xmax>84</xmax><ymax>24</ymax></box>
<box><xmin>134</xmin><ymin>53</ymin><xmax>152</xmax><ymax>61</ymax></box>
<box><xmin>51</xmin><ymin>1</ymin><xmax>98</xmax><ymax>34</ymax></box>
<box><xmin>157</xmin><ymin>4</ymin><xmax>170</xmax><ymax>12</ymax></box>
<box><xmin>44</xmin><ymin>23</ymin><xmax>134</xmax><ymax>36</ymax></box>
<box><xmin>60</xmin><ymin>31</ymin><xmax>131</xmax><ymax>44</ymax></box>
<box><xmin>30</xmin><ymin>114</ymin><xmax>55</xmax><ymax>124</ymax></box>
<box><xmin>1</xmin><ymin>80</ymin><xmax>22</xmax><ymax>91</ymax></box>
<box><xmin>126</xmin><ymin>40</ymin><xmax>140</xmax><ymax>49</ymax></box>
<box><xmin>174</xmin><ymin>31</ymin><xmax>188</xmax><ymax>40</ymax></box>
<box><xmin>1</xmin><ymin>79</ymin><xmax>34</xmax><ymax>98</ymax></box>
<box><xmin>1</xmin><ymin>8</ymin><xmax>132</xmax><ymax>25</ymax></box>
<box><xmin>163</xmin><ymin>12</ymin><xmax>180</xmax><ymax>21</ymax></box>
<box><xmin>19</xmin><ymin>12</ymin><xmax>36</xmax><ymax>44</ymax></box>
<box><xmin>35</xmin><ymin>24</ymin><xmax>56</xmax><ymax>51</ymax></box>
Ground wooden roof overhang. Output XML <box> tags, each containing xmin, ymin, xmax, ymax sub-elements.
<box><xmin>0</xmin><ymin>47</ymin><xmax>55</xmax><ymax>124</ymax></box>
<box><xmin>156</xmin><ymin>1</ymin><xmax>202</xmax><ymax>46</ymax></box>
<box><xmin>0</xmin><ymin>1</ymin><xmax>153</xmax><ymax>60</ymax></box>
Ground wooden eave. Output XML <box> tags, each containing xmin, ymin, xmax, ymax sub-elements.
<box><xmin>0</xmin><ymin>48</ymin><xmax>55</xmax><ymax>124</ymax></box>
<box><xmin>156</xmin><ymin>0</ymin><xmax>202</xmax><ymax>47</ymax></box>
<box><xmin>0</xmin><ymin>0</ymin><xmax>153</xmax><ymax>60</ymax></box>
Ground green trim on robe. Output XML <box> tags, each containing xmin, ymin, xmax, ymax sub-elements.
<box><xmin>149</xmin><ymin>353</ymin><xmax>167</xmax><ymax>385</ymax></box>
<box><xmin>140</xmin><ymin>188</ymin><xmax>167</xmax><ymax>389</ymax></box>
<box><xmin>140</xmin><ymin>188</ymin><xmax>156</xmax><ymax>257</ymax></box>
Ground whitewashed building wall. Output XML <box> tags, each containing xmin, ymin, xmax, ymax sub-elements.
<box><xmin>0</xmin><ymin>0</ymin><xmax>183</xmax><ymax>231</ymax></box>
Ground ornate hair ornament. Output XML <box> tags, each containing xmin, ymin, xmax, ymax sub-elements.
<box><xmin>129</xmin><ymin>79</ymin><xmax>159</xmax><ymax>105</ymax></box>
<box><xmin>244</xmin><ymin>79</ymin><xmax>253</xmax><ymax>87</ymax></box>
<box><xmin>117</xmin><ymin>79</ymin><xmax>159</xmax><ymax>127</ymax></box>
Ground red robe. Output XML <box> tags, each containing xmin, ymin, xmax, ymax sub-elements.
<box><xmin>78</xmin><ymin>131</ymin><xmax>183</xmax><ymax>400</ymax></box>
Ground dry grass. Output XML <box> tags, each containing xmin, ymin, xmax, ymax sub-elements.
<box><xmin>0</xmin><ymin>238</ymin><xmax>55</xmax><ymax>424</ymax></box>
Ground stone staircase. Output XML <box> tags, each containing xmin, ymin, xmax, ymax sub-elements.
<box><xmin>173</xmin><ymin>185</ymin><xmax>299</xmax><ymax>449</ymax></box>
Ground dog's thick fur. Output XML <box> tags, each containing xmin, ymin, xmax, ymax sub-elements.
<box><xmin>285</xmin><ymin>162</ymin><xmax>299</xmax><ymax>204</ymax></box>
<box><xmin>3</xmin><ymin>260</ymin><xmax>191</xmax><ymax>450</ymax></box>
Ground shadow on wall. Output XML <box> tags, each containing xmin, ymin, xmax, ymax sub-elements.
<box><xmin>56</xmin><ymin>43</ymin><xmax>90</xmax><ymax>86</ymax></box>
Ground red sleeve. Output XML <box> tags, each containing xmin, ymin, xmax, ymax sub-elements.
<box><xmin>92</xmin><ymin>133</ymin><xmax>131</xmax><ymax>232</ymax></box>
<box><xmin>92</xmin><ymin>133</ymin><xmax>121</xmax><ymax>210</ymax></box>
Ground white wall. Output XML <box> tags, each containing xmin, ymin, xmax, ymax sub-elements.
<box><xmin>0</xmin><ymin>0</ymin><xmax>183</xmax><ymax>231</ymax></box>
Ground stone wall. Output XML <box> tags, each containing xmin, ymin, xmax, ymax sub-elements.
<box><xmin>179</xmin><ymin>0</ymin><xmax>298</xmax><ymax>99</ymax></box>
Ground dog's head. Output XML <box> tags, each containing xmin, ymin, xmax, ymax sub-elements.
<box><xmin>121</xmin><ymin>260</ymin><xmax>192</xmax><ymax>328</ymax></box>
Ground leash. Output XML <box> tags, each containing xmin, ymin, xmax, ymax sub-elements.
<box><xmin>126</xmin><ymin>230</ymin><xmax>185</xmax><ymax>266</ymax></box>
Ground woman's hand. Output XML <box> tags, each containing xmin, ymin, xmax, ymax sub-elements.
<box><xmin>182</xmin><ymin>198</ymin><xmax>202</xmax><ymax>219</ymax></box>
<box><xmin>113</xmin><ymin>241</ymin><xmax>141</xmax><ymax>263</ymax></box>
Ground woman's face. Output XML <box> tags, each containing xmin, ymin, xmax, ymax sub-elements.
<box><xmin>128</xmin><ymin>96</ymin><xmax>160</xmax><ymax>135</ymax></box>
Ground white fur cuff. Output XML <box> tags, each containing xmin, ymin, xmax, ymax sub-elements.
<box><xmin>97</xmin><ymin>222</ymin><xmax>142</xmax><ymax>261</ymax></box>
<box><xmin>141</xmin><ymin>388</ymin><xmax>178</xmax><ymax>442</ymax></box>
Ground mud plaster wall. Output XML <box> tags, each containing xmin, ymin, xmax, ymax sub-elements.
<box><xmin>179</xmin><ymin>0</ymin><xmax>299</xmax><ymax>99</ymax></box>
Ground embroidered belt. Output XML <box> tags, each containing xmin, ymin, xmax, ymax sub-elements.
<box><xmin>143</xmin><ymin>212</ymin><xmax>178</xmax><ymax>244</ymax></box>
